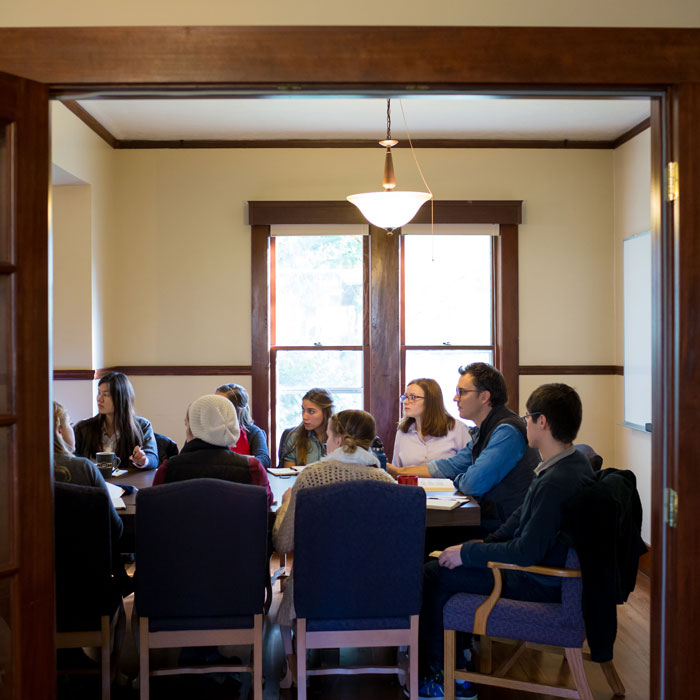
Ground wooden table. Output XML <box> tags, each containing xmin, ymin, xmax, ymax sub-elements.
<box><xmin>108</xmin><ymin>468</ymin><xmax>481</xmax><ymax>533</ymax></box>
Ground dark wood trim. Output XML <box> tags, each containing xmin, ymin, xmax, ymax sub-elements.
<box><xmin>1</xmin><ymin>27</ymin><xmax>699</xmax><ymax>87</ymax></box>
<box><xmin>649</xmin><ymin>94</ymin><xmax>667</xmax><ymax>700</ymax></box>
<box><xmin>369</xmin><ymin>225</ymin><xmax>400</xmax><ymax>455</ymax></box>
<box><xmin>52</xmin><ymin>369</ymin><xmax>95</xmax><ymax>380</ymax></box>
<box><xmin>0</xmin><ymin>414</ymin><xmax>17</xmax><ymax>427</ymax></box>
<box><xmin>496</xmin><ymin>225</ymin><xmax>519</xmax><ymax>410</ymax></box>
<box><xmin>663</xmin><ymin>82</ymin><xmax>700</xmax><ymax>700</ymax></box>
<box><xmin>8</xmin><ymin>71</ymin><xmax>56</xmax><ymax>699</ymax></box>
<box><xmin>249</xmin><ymin>200</ymin><xmax>522</xmax><ymax>226</ymax></box>
<box><xmin>0</xmin><ymin>263</ymin><xmax>17</xmax><ymax>274</ymax></box>
<box><xmin>519</xmin><ymin>365</ymin><xmax>624</xmax><ymax>375</ymax></box>
<box><xmin>612</xmin><ymin>117</ymin><xmax>651</xmax><ymax>149</ymax></box>
<box><xmin>114</xmin><ymin>138</ymin><xmax>618</xmax><ymax>150</ymax></box>
<box><xmin>62</xmin><ymin>100</ymin><xmax>117</xmax><ymax>147</ymax></box>
<box><xmin>95</xmin><ymin>365</ymin><xmax>252</xmax><ymax>377</ymax></box>
<box><xmin>251</xmin><ymin>225</ymin><xmax>271</xmax><ymax>440</ymax></box>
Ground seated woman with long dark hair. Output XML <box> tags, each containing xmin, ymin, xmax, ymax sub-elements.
<box><xmin>279</xmin><ymin>387</ymin><xmax>335</xmax><ymax>468</ymax></box>
<box><xmin>74</xmin><ymin>371</ymin><xmax>159</xmax><ymax>470</ymax></box>
<box><xmin>392</xmin><ymin>377</ymin><xmax>470</xmax><ymax>469</ymax></box>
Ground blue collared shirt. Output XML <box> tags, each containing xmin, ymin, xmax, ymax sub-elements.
<box><xmin>427</xmin><ymin>423</ymin><xmax>526</xmax><ymax>497</ymax></box>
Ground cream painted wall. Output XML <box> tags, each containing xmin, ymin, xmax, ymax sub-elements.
<box><xmin>613</xmin><ymin>129</ymin><xmax>652</xmax><ymax>544</ymax></box>
<box><xmin>51</xmin><ymin>102</ymin><xmax>116</xmax><ymax>371</ymax></box>
<box><xmin>107</xmin><ymin>147</ymin><xmax>614</xmax><ymax>369</ymax></box>
<box><xmin>52</xmin><ymin>185</ymin><xmax>92</xmax><ymax>368</ymax></box>
<box><xmin>3</xmin><ymin>0</ymin><xmax>700</xmax><ymax>27</ymax></box>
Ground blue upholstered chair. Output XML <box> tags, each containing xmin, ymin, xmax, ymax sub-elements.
<box><xmin>291</xmin><ymin>480</ymin><xmax>426</xmax><ymax>700</ymax></box>
<box><xmin>134</xmin><ymin>478</ymin><xmax>268</xmax><ymax>699</ymax></box>
<box><xmin>441</xmin><ymin>549</ymin><xmax>625</xmax><ymax>700</ymax></box>
<box><xmin>54</xmin><ymin>482</ymin><xmax>125</xmax><ymax>700</ymax></box>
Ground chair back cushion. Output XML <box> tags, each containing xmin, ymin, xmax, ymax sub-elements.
<box><xmin>574</xmin><ymin>444</ymin><xmax>603</xmax><ymax>471</ymax></box>
<box><xmin>54</xmin><ymin>482</ymin><xmax>117</xmax><ymax>631</ymax></box>
<box><xmin>293</xmin><ymin>480</ymin><xmax>425</xmax><ymax>621</ymax></box>
<box><xmin>135</xmin><ymin>478</ymin><xmax>267</xmax><ymax>622</ymax></box>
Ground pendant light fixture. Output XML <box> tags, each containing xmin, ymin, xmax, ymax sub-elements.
<box><xmin>347</xmin><ymin>99</ymin><xmax>432</xmax><ymax>233</ymax></box>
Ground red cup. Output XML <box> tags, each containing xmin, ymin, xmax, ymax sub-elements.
<box><xmin>397</xmin><ymin>474</ymin><xmax>419</xmax><ymax>485</ymax></box>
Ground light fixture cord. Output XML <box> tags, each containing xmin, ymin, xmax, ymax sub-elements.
<box><xmin>399</xmin><ymin>99</ymin><xmax>435</xmax><ymax>256</ymax></box>
<box><xmin>386</xmin><ymin>98</ymin><xmax>392</xmax><ymax>140</ymax></box>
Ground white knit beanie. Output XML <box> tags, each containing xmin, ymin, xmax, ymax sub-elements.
<box><xmin>187</xmin><ymin>394</ymin><xmax>240</xmax><ymax>447</ymax></box>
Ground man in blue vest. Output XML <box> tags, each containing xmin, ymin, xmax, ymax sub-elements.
<box><xmin>389</xmin><ymin>362</ymin><xmax>538</xmax><ymax>532</ymax></box>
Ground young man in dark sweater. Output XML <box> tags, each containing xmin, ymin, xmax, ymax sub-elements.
<box><xmin>416</xmin><ymin>383</ymin><xmax>595</xmax><ymax>700</ymax></box>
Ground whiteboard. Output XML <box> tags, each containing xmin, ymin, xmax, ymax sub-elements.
<box><xmin>623</xmin><ymin>231</ymin><xmax>652</xmax><ymax>428</ymax></box>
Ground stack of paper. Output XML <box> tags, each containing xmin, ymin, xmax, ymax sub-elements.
<box><xmin>105</xmin><ymin>481</ymin><xmax>126</xmax><ymax>510</ymax></box>
<box><xmin>426</xmin><ymin>498</ymin><xmax>464</xmax><ymax>511</ymax></box>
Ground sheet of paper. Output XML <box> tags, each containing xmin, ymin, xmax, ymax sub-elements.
<box><xmin>418</xmin><ymin>477</ymin><xmax>456</xmax><ymax>492</ymax></box>
<box><xmin>268</xmin><ymin>466</ymin><xmax>307</xmax><ymax>477</ymax></box>
<box><xmin>105</xmin><ymin>481</ymin><xmax>126</xmax><ymax>510</ymax></box>
<box><xmin>426</xmin><ymin>498</ymin><xmax>462</xmax><ymax>510</ymax></box>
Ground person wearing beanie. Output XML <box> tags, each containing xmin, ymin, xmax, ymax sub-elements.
<box><xmin>152</xmin><ymin>395</ymin><xmax>254</xmax><ymax>487</ymax></box>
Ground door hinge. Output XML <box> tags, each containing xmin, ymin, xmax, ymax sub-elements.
<box><xmin>667</xmin><ymin>162</ymin><xmax>679</xmax><ymax>202</ymax></box>
<box><xmin>664</xmin><ymin>487</ymin><xmax>678</xmax><ymax>528</ymax></box>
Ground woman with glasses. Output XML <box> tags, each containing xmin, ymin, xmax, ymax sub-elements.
<box><xmin>392</xmin><ymin>378</ymin><xmax>470</xmax><ymax>469</ymax></box>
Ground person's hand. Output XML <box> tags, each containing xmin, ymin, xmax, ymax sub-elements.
<box><xmin>281</xmin><ymin>488</ymin><xmax>292</xmax><ymax>505</ymax></box>
<box><xmin>387</xmin><ymin>463</ymin><xmax>401</xmax><ymax>479</ymax></box>
<box><xmin>438</xmin><ymin>544</ymin><xmax>464</xmax><ymax>570</ymax></box>
<box><xmin>130</xmin><ymin>445</ymin><xmax>147</xmax><ymax>468</ymax></box>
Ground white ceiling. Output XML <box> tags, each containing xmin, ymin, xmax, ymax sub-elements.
<box><xmin>75</xmin><ymin>96</ymin><xmax>650</xmax><ymax>142</ymax></box>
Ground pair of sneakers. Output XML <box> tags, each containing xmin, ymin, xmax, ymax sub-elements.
<box><xmin>405</xmin><ymin>669</ymin><xmax>477</xmax><ymax>699</ymax></box>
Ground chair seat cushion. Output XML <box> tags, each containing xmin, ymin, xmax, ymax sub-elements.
<box><xmin>148</xmin><ymin>614</ymin><xmax>255</xmax><ymax>632</ymax></box>
<box><xmin>306</xmin><ymin>616</ymin><xmax>411</xmax><ymax>632</ymax></box>
<box><xmin>443</xmin><ymin>594</ymin><xmax>586</xmax><ymax>648</ymax></box>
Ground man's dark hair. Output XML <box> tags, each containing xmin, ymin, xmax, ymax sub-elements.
<box><xmin>526</xmin><ymin>383</ymin><xmax>582</xmax><ymax>444</ymax></box>
<box><xmin>458</xmin><ymin>362</ymin><xmax>508</xmax><ymax>407</ymax></box>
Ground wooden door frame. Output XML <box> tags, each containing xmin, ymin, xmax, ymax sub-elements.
<box><xmin>1</xmin><ymin>26</ymin><xmax>698</xmax><ymax>699</ymax></box>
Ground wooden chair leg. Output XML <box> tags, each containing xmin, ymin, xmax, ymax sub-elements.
<box><xmin>296</xmin><ymin>618</ymin><xmax>307</xmax><ymax>700</ymax></box>
<box><xmin>564</xmin><ymin>648</ymin><xmax>594</xmax><ymax>700</ymax></box>
<box><xmin>444</xmin><ymin>629</ymin><xmax>456</xmax><ymax>700</ymax></box>
<box><xmin>479</xmin><ymin>636</ymin><xmax>492</xmax><ymax>674</ymax></box>
<box><xmin>139</xmin><ymin>617</ymin><xmax>149</xmax><ymax>700</ymax></box>
<box><xmin>253</xmin><ymin>614</ymin><xmax>263</xmax><ymax>699</ymax></box>
<box><xmin>100</xmin><ymin>615</ymin><xmax>111</xmax><ymax>700</ymax></box>
<box><xmin>409</xmin><ymin>615</ymin><xmax>419</xmax><ymax>700</ymax></box>
<box><xmin>600</xmin><ymin>660</ymin><xmax>626</xmax><ymax>696</ymax></box>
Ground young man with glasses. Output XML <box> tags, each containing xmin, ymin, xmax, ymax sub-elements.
<box><xmin>415</xmin><ymin>382</ymin><xmax>596</xmax><ymax>700</ymax></box>
<box><xmin>389</xmin><ymin>362</ymin><xmax>538</xmax><ymax>533</ymax></box>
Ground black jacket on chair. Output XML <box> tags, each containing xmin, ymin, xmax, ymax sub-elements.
<box><xmin>560</xmin><ymin>467</ymin><xmax>647</xmax><ymax>663</ymax></box>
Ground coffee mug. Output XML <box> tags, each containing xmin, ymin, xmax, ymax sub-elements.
<box><xmin>397</xmin><ymin>474</ymin><xmax>419</xmax><ymax>485</ymax></box>
<box><xmin>96</xmin><ymin>452</ymin><xmax>121</xmax><ymax>478</ymax></box>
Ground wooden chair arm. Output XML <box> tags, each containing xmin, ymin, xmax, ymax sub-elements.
<box><xmin>472</xmin><ymin>560</ymin><xmax>580</xmax><ymax>635</ymax></box>
<box><xmin>487</xmin><ymin>561</ymin><xmax>581</xmax><ymax>578</ymax></box>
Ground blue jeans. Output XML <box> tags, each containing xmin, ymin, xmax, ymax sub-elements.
<box><xmin>419</xmin><ymin>559</ymin><xmax>561</xmax><ymax>674</ymax></box>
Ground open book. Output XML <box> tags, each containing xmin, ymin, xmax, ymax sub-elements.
<box><xmin>268</xmin><ymin>465</ymin><xmax>308</xmax><ymax>477</ymax></box>
<box><xmin>417</xmin><ymin>477</ymin><xmax>457</xmax><ymax>492</ymax></box>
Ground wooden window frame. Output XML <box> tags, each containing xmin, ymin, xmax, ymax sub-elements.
<box><xmin>250</xmin><ymin>200</ymin><xmax>522</xmax><ymax>459</ymax></box>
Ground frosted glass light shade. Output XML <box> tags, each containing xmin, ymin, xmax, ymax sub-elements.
<box><xmin>347</xmin><ymin>190</ymin><xmax>432</xmax><ymax>231</ymax></box>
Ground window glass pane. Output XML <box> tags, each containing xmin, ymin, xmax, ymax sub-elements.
<box><xmin>0</xmin><ymin>124</ymin><xmax>12</xmax><ymax>263</ymax></box>
<box><xmin>0</xmin><ymin>278</ymin><xmax>12</xmax><ymax>414</ymax></box>
<box><xmin>276</xmin><ymin>350</ymin><xmax>363</xmax><ymax>451</ymax></box>
<box><xmin>275</xmin><ymin>235</ymin><xmax>363</xmax><ymax>346</ymax></box>
<box><xmin>405</xmin><ymin>349</ymin><xmax>493</xmax><ymax>423</ymax></box>
<box><xmin>404</xmin><ymin>235</ymin><xmax>492</xmax><ymax>345</ymax></box>
<box><xmin>0</xmin><ymin>576</ymin><xmax>11</xmax><ymax>700</ymax></box>
<box><xmin>0</xmin><ymin>426</ymin><xmax>12</xmax><ymax>567</ymax></box>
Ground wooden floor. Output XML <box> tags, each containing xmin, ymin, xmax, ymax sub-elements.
<box><xmin>57</xmin><ymin>560</ymin><xmax>650</xmax><ymax>699</ymax></box>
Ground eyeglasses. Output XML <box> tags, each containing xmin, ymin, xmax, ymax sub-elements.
<box><xmin>400</xmin><ymin>394</ymin><xmax>425</xmax><ymax>403</ymax></box>
<box><xmin>521</xmin><ymin>412</ymin><xmax>543</xmax><ymax>422</ymax></box>
<box><xmin>456</xmin><ymin>388</ymin><xmax>481</xmax><ymax>398</ymax></box>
